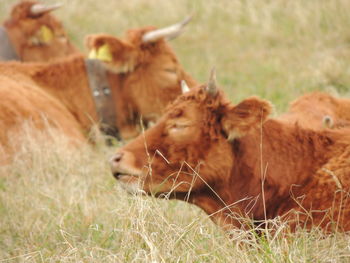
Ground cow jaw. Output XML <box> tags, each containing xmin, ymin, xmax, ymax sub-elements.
<box><xmin>115</xmin><ymin>174</ymin><xmax>144</xmax><ymax>195</ymax></box>
<box><xmin>111</xmin><ymin>162</ymin><xmax>145</xmax><ymax>194</ymax></box>
<box><xmin>110</xmin><ymin>127</ymin><xmax>205</xmax><ymax>195</ymax></box>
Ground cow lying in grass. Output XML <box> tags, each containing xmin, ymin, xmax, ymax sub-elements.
<box><xmin>1</xmin><ymin>1</ymin><xmax>79</xmax><ymax>61</ymax></box>
<box><xmin>86</xmin><ymin>17</ymin><xmax>197</xmax><ymax>138</ymax></box>
<box><xmin>280</xmin><ymin>92</ymin><xmax>350</xmax><ymax>130</ymax></box>
<box><xmin>110</xmin><ymin>71</ymin><xmax>350</xmax><ymax>232</ymax></box>
<box><xmin>0</xmin><ymin>19</ymin><xmax>197</xmax><ymax>162</ymax></box>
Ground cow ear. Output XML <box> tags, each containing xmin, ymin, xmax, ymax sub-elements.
<box><xmin>85</xmin><ymin>35</ymin><xmax>137</xmax><ymax>73</ymax></box>
<box><xmin>221</xmin><ymin>97</ymin><xmax>272</xmax><ymax>141</ymax></box>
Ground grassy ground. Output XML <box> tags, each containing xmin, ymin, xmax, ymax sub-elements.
<box><xmin>1</xmin><ymin>130</ymin><xmax>350</xmax><ymax>262</ymax></box>
<box><xmin>1</xmin><ymin>0</ymin><xmax>350</xmax><ymax>262</ymax></box>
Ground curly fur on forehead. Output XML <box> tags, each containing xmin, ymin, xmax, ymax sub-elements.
<box><xmin>165</xmin><ymin>85</ymin><xmax>231</xmax><ymax>114</ymax></box>
<box><xmin>163</xmin><ymin>85</ymin><xmax>232</xmax><ymax>141</ymax></box>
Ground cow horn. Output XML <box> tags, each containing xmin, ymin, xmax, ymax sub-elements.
<box><xmin>181</xmin><ymin>80</ymin><xmax>190</xmax><ymax>94</ymax></box>
<box><xmin>142</xmin><ymin>15</ymin><xmax>192</xmax><ymax>43</ymax></box>
<box><xmin>30</xmin><ymin>3</ymin><xmax>62</xmax><ymax>16</ymax></box>
<box><xmin>206</xmin><ymin>67</ymin><xmax>217</xmax><ymax>96</ymax></box>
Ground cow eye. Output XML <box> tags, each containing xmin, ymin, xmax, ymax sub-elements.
<box><xmin>168</xmin><ymin>123</ymin><xmax>189</xmax><ymax>133</ymax></box>
<box><xmin>164</xmin><ymin>68</ymin><xmax>177</xmax><ymax>74</ymax></box>
<box><xmin>169</xmin><ymin>109</ymin><xmax>183</xmax><ymax>118</ymax></box>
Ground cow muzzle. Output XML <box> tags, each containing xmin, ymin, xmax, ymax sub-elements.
<box><xmin>109</xmin><ymin>151</ymin><xmax>142</xmax><ymax>180</ymax></box>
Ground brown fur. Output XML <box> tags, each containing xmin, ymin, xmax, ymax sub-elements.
<box><xmin>111</xmin><ymin>85</ymin><xmax>350</xmax><ymax>232</ymax></box>
<box><xmin>87</xmin><ymin>29</ymin><xmax>197</xmax><ymax>138</ymax></box>
<box><xmin>0</xmin><ymin>26</ymin><xmax>197</xmax><ymax>162</ymax></box>
<box><xmin>3</xmin><ymin>1</ymin><xmax>79</xmax><ymax>62</ymax></box>
<box><xmin>0</xmin><ymin>74</ymin><xmax>85</xmax><ymax>163</ymax></box>
<box><xmin>280</xmin><ymin>92</ymin><xmax>350</xmax><ymax>129</ymax></box>
<box><xmin>0</xmin><ymin>55</ymin><xmax>98</xmax><ymax>131</ymax></box>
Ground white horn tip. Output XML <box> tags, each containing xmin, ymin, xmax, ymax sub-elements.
<box><xmin>30</xmin><ymin>3</ymin><xmax>62</xmax><ymax>15</ymax></box>
<box><xmin>181</xmin><ymin>80</ymin><xmax>190</xmax><ymax>94</ymax></box>
<box><xmin>181</xmin><ymin>15</ymin><xmax>193</xmax><ymax>27</ymax></box>
<box><xmin>142</xmin><ymin>15</ymin><xmax>193</xmax><ymax>43</ymax></box>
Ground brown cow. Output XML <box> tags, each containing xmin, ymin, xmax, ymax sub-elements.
<box><xmin>86</xmin><ymin>18</ymin><xmax>197</xmax><ymax>138</ymax></box>
<box><xmin>0</xmin><ymin>19</ymin><xmax>197</xmax><ymax>160</ymax></box>
<box><xmin>0</xmin><ymin>73</ymin><xmax>86</xmax><ymax>162</ymax></box>
<box><xmin>1</xmin><ymin>1</ymin><xmax>79</xmax><ymax>61</ymax></box>
<box><xmin>110</xmin><ymin>72</ymin><xmax>350</xmax><ymax>232</ymax></box>
<box><xmin>280</xmin><ymin>92</ymin><xmax>350</xmax><ymax>130</ymax></box>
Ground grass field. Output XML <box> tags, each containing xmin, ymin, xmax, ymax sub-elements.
<box><xmin>1</xmin><ymin>0</ymin><xmax>350</xmax><ymax>262</ymax></box>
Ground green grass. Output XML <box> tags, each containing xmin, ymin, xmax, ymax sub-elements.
<box><xmin>2</xmin><ymin>0</ymin><xmax>350</xmax><ymax>261</ymax></box>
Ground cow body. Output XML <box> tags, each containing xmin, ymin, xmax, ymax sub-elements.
<box><xmin>0</xmin><ymin>73</ymin><xmax>85</xmax><ymax>162</ymax></box>
<box><xmin>2</xmin><ymin>56</ymin><xmax>99</xmax><ymax>131</ymax></box>
<box><xmin>110</xmin><ymin>81</ymin><xmax>350</xmax><ymax>232</ymax></box>
<box><xmin>0</xmin><ymin>55</ymin><xmax>95</xmax><ymax>160</ymax></box>
<box><xmin>280</xmin><ymin>92</ymin><xmax>350</xmax><ymax>129</ymax></box>
<box><xmin>2</xmin><ymin>1</ymin><xmax>79</xmax><ymax>62</ymax></box>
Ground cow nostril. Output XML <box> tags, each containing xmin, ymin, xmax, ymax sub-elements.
<box><xmin>111</xmin><ymin>152</ymin><xmax>124</xmax><ymax>164</ymax></box>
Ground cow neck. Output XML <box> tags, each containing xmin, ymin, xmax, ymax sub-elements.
<box><xmin>0</xmin><ymin>26</ymin><xmax>19</xmax><ymax>61</ymax></box>
<box><xmin>84</xmin><ymin>59</ymin><xmax>118</xmax><ymax>136</ymax></box>
<box><xmin>228</xmin><ymin>119</ymin><xmax>335</xmax><ymax>219</ymax></box>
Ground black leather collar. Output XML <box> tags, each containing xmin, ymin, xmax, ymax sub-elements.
<box><xmin>84</xmin><ymin>59</ymin><xmax>118</xmax><ymax>137</ymax></box>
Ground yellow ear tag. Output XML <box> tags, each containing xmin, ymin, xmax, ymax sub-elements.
<box><xmin>97</xmin><ymin>44</ymin><xmax>112</xmax><ymax>62</ymax></box>
<box><xmin>88</xmin><ymin>49</ymin><xmax>98</xmax><ymax>59</ymax></box>
<box><xmin>39</xmin><ymin>25</ymin><xmax>54</xmax><ymax>43</ymax></box>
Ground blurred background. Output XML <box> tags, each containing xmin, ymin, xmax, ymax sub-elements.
<box><xmin>3</xmin><ymin>0</ymin><xmax>350</xmax><ymax>112</ymax></box>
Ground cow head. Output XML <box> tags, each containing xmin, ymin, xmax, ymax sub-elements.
<box><xmin>3</xmin><ymin>1</ymin><xmax>78</xmax><ymax>61</ymax></box>
<box><xmin>109</xmin><ymin>70</ymin><xmax>272</xmax><ymax>195</ymax></box>
<box><xmin>85</xmin><ymin>17</ymin><xmax>198</xmax><ymax>139</ymax></box>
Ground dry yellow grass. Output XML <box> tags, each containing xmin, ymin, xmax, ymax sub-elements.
<box><xmin>1</xmin><ymin>128</ymin><xmax>350</xmax><ymax>262</ymax></box>
<box><xmin>1</xmin><ymin>0</ymin><xmax>350</xmax><ymax>262</ymax></box>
